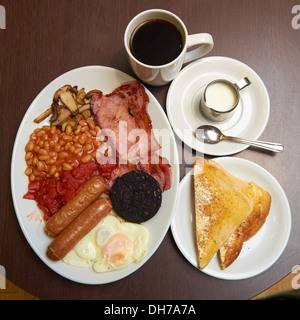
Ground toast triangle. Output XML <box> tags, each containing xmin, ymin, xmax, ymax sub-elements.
<box><xmin>219</xmin><ymin>181</ymin><xmax>271</xmax><ymax>269</ymax></box>
<box><xmin>193</xmin><ymin>158</ymin><xmax>253</xmax><ymax>269</ymax></box>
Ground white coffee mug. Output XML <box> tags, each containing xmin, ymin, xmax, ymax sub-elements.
<box><xmin>124</xmin><ymin>9</ymin><xmax>214</xmax><ymax>86</ymax></box>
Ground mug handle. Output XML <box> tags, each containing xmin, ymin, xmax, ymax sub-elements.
<box><xmin>183</xmin><ymin>33</ymin><xmax>214</xmax><ymax>64</ymax></box>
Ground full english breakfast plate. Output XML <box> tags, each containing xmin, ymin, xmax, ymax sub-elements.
<box><xmin>11</xmin><ymin>65</ymin><xmax>180</xmax><ymax>284</ymax></box>
<box><xmin>171</xmin><ymin>157</ymin><xmax>291</xmax><ymax>280</ymax></box>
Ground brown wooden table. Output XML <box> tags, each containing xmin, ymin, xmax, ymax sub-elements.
<box><xmin>1</xmin><ymin>0</ymin><xmax>299</xmax><ymax>300</ymax></box>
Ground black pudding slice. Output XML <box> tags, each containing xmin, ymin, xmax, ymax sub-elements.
<box><xmin>111</xmin><ymin>170</ymin><xmax>162</xmax><ymax>223</ymax></box>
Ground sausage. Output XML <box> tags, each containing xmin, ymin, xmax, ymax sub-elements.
<box><xmin>46</xmin><ymin>197</ymin><xmax>112</xmax><ymax>261</ymax></box>
<box><xmin>45</xmin><ymin>175</ymin><xmax>106</xmax><ymax>237</ymax></box>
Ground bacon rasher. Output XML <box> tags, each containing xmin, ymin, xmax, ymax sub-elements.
<box><xmin>91</xmin><ymin>81</ymin><xmax>172</xmax><ymax>191</ymax></box>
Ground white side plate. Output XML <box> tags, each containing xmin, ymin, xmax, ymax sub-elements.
<box><xmin>171</xmin><ymin>157</ymin><xmax>291</xmax><ymax>280</ymax></box>
<box><xmin>166</xmin><ymin>56</ymin><xmax>270</xmax><ymax>156</ymax></box>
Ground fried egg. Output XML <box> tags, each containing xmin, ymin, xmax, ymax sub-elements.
<box><xmin>63</xmin><ymin>214</ymin><xmax>149</xmax><ymax>273</ymax></box>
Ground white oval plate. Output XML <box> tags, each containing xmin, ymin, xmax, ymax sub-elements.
<box><xmin>11</xmin><ymin>66</ymin><xmax>180</xmax><ymax>284</ymax></box>
<box><xmin>171</xmin><ymin>157</ymin><xmax>291</xmax><ymax>280</ymax></box>
<box><xmin>166</xmin><ymin>56</ymin><xmax>270</xmax><ymax>156</ymax></box>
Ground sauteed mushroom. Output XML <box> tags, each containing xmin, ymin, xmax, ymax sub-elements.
<box><xmin>33</xmin><ymin>84</ymin><xmax>102</xmax><ymax>131</ymax></box>
<box><xmin>50</xmin><ymin>104</ymin><xmax>71</xmax><ymax>126</ymax></box>
<box><xmin>86</xmin><ymin>89</ymin><xmax>102</xmax><ymax>100</ymax></box>
<box><xmin>73</xmin><ymin>88</ymin><xmax>87</xmax><ymax>105</ymax></box>
<box><xmin>53</xmin><ymin>85</ymin><xmax>78</xmax><ymax>115</ymax></box>
<box><xmin>34</xmin><ymin>107</ymin><xmax>53</xmax><ymax>123</ymax></box>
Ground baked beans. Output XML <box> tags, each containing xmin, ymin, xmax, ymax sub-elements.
<box><xmin>24</xmin><ymin>120</ymin><xmax>102</xmax><ymax>181</ymax></box>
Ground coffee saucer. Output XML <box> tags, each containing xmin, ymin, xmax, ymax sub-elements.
<box><xmin>166</xmin><ymin>56</ymin><xmax>270</xmax><ymax>156</ymax></box>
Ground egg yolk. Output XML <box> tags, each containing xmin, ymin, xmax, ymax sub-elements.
<box><xmin>102</xmin><ymin>233</ymin><xmax>134</xmax><ymax>268</ymax></box>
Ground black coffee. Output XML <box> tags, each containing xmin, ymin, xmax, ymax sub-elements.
<box><xmin>130</xmin><ymin>18</ymin><xmax>183</xmax><ymax>66</ymax></box>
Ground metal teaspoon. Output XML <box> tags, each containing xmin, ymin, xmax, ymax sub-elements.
<box><xmin>195</xmin><ymin>125</ymin><xmax>284</xmax><ymax>153</ymax></box>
